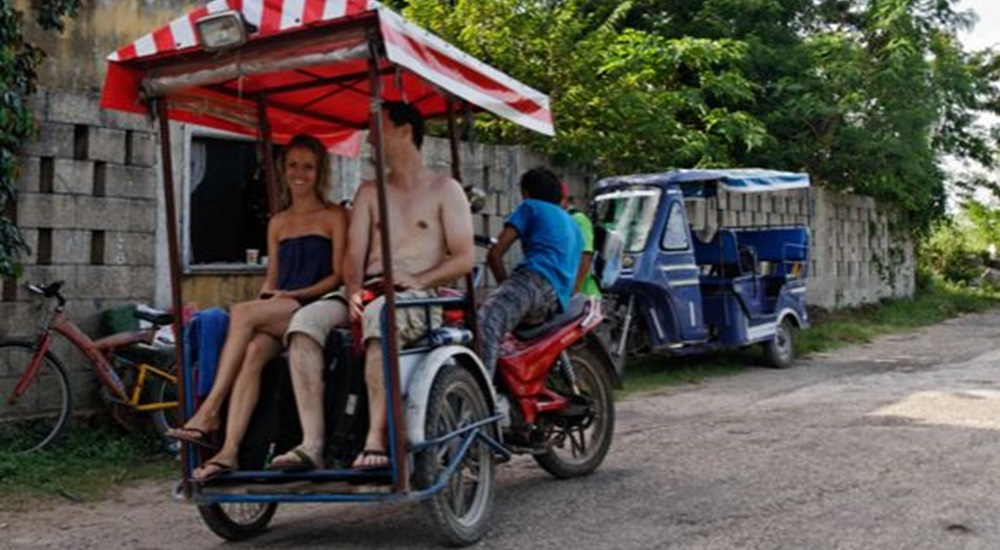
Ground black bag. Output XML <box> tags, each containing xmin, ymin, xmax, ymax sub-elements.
<box><xmin>322</xmin><ymin>329</ymin><xmax>369</xmax><ymax>468</ymax></box>
<box><xmin>234</xmin><ymin>357</ymin><xmax>302</xmax><ymax>470</ymax></box>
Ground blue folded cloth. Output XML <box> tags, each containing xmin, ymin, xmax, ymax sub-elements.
<box><xmin>183</xmin><ymin>308</ymin><xmax>229</xmax><ymax>398</ymax></box>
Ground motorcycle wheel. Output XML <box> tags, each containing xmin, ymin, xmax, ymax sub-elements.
<box><xmin>413</xmin><ymin>364</ymin><xmax>496</xmax><ymax>547</ymax></box>
<box><xmin>197</xmin><ymin>502</ymin><xmax>277</xmax><ymax>541</ymax></box>
<box><xmin>534</xmin><ymin>343</ymin><xmax>616</xmax><ymax>479</ymax></box>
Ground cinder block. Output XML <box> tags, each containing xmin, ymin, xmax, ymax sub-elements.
<box><xmin>16</xmin><ymin>157</ymin><xmax>41</xmax><ymax>193</ymax></box>
<box><xmin>53</xmin><ymin>159</ymin><xmax>95</xmax><ymax>195</ymax></box>
<box><xmin>78</xmin><ymin>265</ymin><xmax>156</xmax><ymax>300</ymax></box>
<box><xmin>86</xmin><ymin>128</ymin><xmax>128</xmax><ymax>164</ymax></box>
<box><xmin>17</xmin><ymin>228</ymin><xmax>39</xmax><ymax>265</ymax></box>
<box><xmin>127</xmin><ymin>132</ymin><xmax>157</xmax><ymax>167</ymax></box>
<box><xmin>76</xmin><ymin>196</ymin><xmax>156</xmax><ymax>232</ymax></box>
<box><xmin>16</xmin><ymin>193</ymin><xmax>77</xmax><ymax>228</ymax></box>
<box><xmin>101</xmin><ymin>108</ymin><xmax>155</xmax><ymax>133</ymax></box>
<box><xmin>50</xmin><ymin>230</ymin><xmax>91</xmax><ymax>265</ymax></box>
<box><xmin>104</xmin><ymin>232</ymin><xmax>155</xmax><ymax>266</ymax></box>
<box><xmin>103</xmin><ymin>164</ymin><xmax>156</xmax><ymax>199</ymax></box>
<box><xmin>0</xmin><ymin>303</ymin><xmax>40</xmax><ymax>339</ymax></box>
<box><xmin>46</xmin><ymin>91</ymin><xmax>102</xmax><ymax>126</ymax></box>
<box><xmin>21</xmin><ymin>122</ymin><xmax>75</xmax><ymax>158</ymax></box>
<box><xmin>23</xmin><ymin>89</ymin><xmax>48</xmax><ymax>115</ymax></box>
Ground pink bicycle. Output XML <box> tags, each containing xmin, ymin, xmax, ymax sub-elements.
<box><xmin>0</xmin><ymin>281</ymin><xmax>179</xmax><ymax>454</ymax></box>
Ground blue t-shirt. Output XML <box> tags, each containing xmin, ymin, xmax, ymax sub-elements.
<box><xmin>506</xmin><ymin>199</ymin><xmax>583</xmax><ymax>312</ymax></box>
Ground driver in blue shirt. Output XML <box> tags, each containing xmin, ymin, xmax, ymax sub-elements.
<box><xmin>478</xmin><ymin>167</ymin><xmax>583</xmax><ymax>374</ymax></box>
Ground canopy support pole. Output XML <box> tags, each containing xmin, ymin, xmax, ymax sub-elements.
<box><xmin>257</xmin><ymin>96</ymin><xmax>280</xmax><ymax>215</ymax></box>
<box><xmin>368</xmin><ymin>38</ymin><xmax>408</xmax><ymax>493</ymax></box>
<box><xmin>154</xmin><ymin>98</ymin><xmax>189</xmax><ymax>497</ymax></box>
<box><xmin>446</xmin><ymin>98</ymin><xmax>483</xmax><ymax>356</ymax></box>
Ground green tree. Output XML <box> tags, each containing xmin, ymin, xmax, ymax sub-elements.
<box><xmin>1</xmin><ymin>0</ymin><xmax>81</xmax><ymax>279</ymax></box>
<box><xmin>399</xmin><ymin>0</ymin><xmax>767</xmax><ymax>173</ymax></box>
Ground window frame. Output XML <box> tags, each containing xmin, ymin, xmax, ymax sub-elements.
<box><xmin>182</xmin><ymin>125</ymin><xmax>268</xmax><ymax>275</ymax></box>
<box><xmin>660</xmin><ymin>199</ymin><xmax>691</xmax><ymax>252</ymax></box>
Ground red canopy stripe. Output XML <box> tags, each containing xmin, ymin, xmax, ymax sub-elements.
<box><xmin>259</xmin><ymin>0</ymin><xmax>284</xmax><ymax>34</ymax></box>
<box><xmin>303</xmin><ymin>0</ymin><xmax>327</xmax><ymax>23</ymax></box>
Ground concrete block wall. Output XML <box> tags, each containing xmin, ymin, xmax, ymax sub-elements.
<box><xmin>712</xmin><ymin>187</ymin><xmax>914</xmax><ymax>310</ymax></box>
<box><xmin>3</xmin><ymin>90</ymin><xmax>158</xmax><ymax>411</ymax></box>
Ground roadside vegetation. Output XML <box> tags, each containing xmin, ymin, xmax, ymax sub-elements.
<box><xmin>623</xmin><ymin>278</ymin><xmax>1000</xmax><ymax>394</ymax></box>
<box><xmin>0</xmin><ymin>424</ymin><xmax>172</xmax><ymax>508</ymax></box>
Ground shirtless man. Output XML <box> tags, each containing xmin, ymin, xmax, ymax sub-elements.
<box><xmin>270</xmin><ymin>101</ymin><xmax>474</xmax><ymax>471</ymax></box>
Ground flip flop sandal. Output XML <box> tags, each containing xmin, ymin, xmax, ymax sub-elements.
<box><xmin>194</xmin><ymin>460</ymin><xmax>235</xmax><ymax>483</ymax></box>
<box><xmin>267</xmin><ymin>448</ymin><xmax>322</xmax><ymax>473</ymax></box>
<box><xmin>166</xmin><ymin>427</ymin><xmax>219</xmax><ymax>450</ymax></box>
<box><xmin>352</xmin><ymin>449</ymin><xmax>389</xmax><ymax>470</ymax></box>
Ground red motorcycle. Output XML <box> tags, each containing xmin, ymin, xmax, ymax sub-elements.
<box><xmin>492</xmin><ymin>294</ymin><xmax>618</xmax><ymax>477</ymax></box>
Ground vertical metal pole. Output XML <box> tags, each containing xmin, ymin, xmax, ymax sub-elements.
<box><xmin>368</xmin><ymin>37</ymin><xmax>408</xmax><ymax>492</ymax></box>
<box><xmin>446</xmin><ymin>99</ymin><xmax>483</xmax><ymax>356</ymax></box>
<box><xmin>258</xmin><ymin>96</ymin><xmax>280</xmax><ymax>215</ymax></box>
<box><xmin>155</xmin><ymin>99</ymin><xmax>190</xmax><ymax>497</ymax></box>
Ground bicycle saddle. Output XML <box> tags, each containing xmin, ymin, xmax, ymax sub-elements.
<box><xmin>26</xmin><ymin>281</ymin><xmax>64</xmax><ymax>297</ymax></box>
<box><xmin>134</xmin><ymin>307</ymin><xmax>175</xmax><ymax>326</ymax></box>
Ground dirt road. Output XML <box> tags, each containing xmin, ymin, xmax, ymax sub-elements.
<box><xmin>4</xmin><ymin>310</ymin><xmax>1000</xmax><ymax>549</ymax></box>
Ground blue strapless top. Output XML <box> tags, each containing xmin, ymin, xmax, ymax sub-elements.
<box><xmin>276</xmin><ymin>235</ymin><xmax>333</xmax><ymax>291</ymax></box>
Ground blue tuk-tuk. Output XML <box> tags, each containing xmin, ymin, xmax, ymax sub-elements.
<box><xmin>593</xmin><ymin>169</ymin><xmax>811</xmax><ymax>371</ymax></box>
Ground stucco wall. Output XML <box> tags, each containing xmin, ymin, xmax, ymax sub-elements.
<box><xmin>15</xmin><ymin>0</ymin><xmax>199</xmax><ymax>92</ymax></box>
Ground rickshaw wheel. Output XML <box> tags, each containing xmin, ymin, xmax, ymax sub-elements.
<box><xmin>414</xmin><ymin>364</ymin><xmax>496</xmax><ymax>547</ymax></box>
<box><xmin>534</xmin><ymin>343</ymin><xmax>616</xmax><ymax>479</ymax></box>
<box><xmin>197</xmin><ymin>502</ymin><xmax>277</xmax><ymax>541</ymax></box>
<box><xmin>763</xmin><ymin>317</ymin><xmax>796</xmax><ymax>369</ymax></box>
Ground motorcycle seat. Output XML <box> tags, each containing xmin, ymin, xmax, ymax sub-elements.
<box><xmin>513</xmin><ymin>295</ymin><xmax>588</xmax><ymax>341</ymax></box>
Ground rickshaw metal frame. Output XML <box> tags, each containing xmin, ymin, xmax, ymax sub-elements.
<box><xmin>139</xmin><ymin>15</ymin><xmax>494</xmax><ymax>502</ymax></box>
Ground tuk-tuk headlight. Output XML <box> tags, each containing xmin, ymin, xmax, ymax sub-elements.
<box><xmin>622</xmin><ymin>256</ymin><xmax>635</xmax><ymax>268</ymax></box>
<box><xmin>196</xmin><ymin>11</ymin><xmax>248</xmax><ymax>51</ymax></box>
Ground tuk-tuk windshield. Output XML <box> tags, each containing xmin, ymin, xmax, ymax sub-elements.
<box><xmin>594</xmin><ymin>189</ymin><xmax>662</xmax><ymax>253</ymax></box>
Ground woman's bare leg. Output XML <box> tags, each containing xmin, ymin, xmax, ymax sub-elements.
<box><xmin>174</xmin><ymin>298</ymin><xmax>298</xmax><ymax>436</ymax></box>
<box><xmin>193</xmin><ymin>333</ymin><xmax>283</xmax><ymax>479</ymax></box>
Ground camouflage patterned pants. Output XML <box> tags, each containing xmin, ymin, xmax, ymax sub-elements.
<box><xmin>478</xmin><ymin>267</ymin><xmax>559</xmax><ymax>375</ymax></box>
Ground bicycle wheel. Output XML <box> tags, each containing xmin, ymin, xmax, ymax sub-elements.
<box><xmin>149</xmin><ymin>367</ymin><xmax>180</xmax><ymax>455</ymax></box>
<box><xmin>198</xmin><ymin>502</ymin><xmax>278</xmax><ymax>541</ymax></box>
<box><xmin>0</xmin><ymin>340</ymin><xmax>73</xmax><ymax>454</ymax></box>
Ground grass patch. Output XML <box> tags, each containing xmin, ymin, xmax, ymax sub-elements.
<box><xmin>0</xmin><ymin>424</ymin><xmax>174</xmax><ymax>509</ymax></box>
<box><xmin>797</xmin><ymin>281</ymin><xmax>1000</xmax><ymax>355</ymax></box>
<box><xmin>621</xmin><ymin>280</ymin><xmax>1000</xmax><ymax>395</ymax></box>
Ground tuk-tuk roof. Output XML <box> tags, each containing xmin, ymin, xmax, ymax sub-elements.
<box><xmin>99</xmin><ymin>0</ymin><xmax>553</xmax><ymax>155</ymax></box>
<box><xmin>596</xmin><ymin>169</ymin><xmax>811</xmax><ymax>194</ymax></box>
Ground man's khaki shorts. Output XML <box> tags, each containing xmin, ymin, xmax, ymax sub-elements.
<box><xmin>285</xmin><ymin>293</ymin><xmax>349</xmax><ymax>346</ymax></box>
<box><xmin>362</xmin><ymin>289</ymin><xmax>442</xmax><ymax>346</ymax></box>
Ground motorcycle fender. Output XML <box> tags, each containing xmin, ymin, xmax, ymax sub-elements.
<box><xmin>404</xmin><ymin>345</ymin><xmax>498</xmax><ymax>446</ymax></box>
<box><xmin>581</xmin><ymin>333</ymin><xmax>624</xmax><ymax>390</ymax></box>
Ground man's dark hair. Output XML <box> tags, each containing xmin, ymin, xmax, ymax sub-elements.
<box><xmin>384</xmin><ymin>101</ymin><xmax>424</xmax><ymax>149</ymax></box>
<box><xmin>519</xmin><ymin>167</ymin><xmax>562</xmax><ymax>204</ymax></box>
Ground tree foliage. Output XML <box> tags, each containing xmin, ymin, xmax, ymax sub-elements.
<box><xmin>1</xmin><ymin>0</ymin><xmax>80</xmax><ymax>279</ymax></box>
<box><xmin>394</xmin><ymin>0</ymin><xmax>1000</xmax><ymax>231</ymax></box>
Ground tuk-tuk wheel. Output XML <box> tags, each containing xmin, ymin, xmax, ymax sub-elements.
<box><xmin>197</xmin><ymin>502</ymin><xmax>277</xmax><ymax>541</ymax></box>
<box><xmin>763</xmin><ymin>317</ymin><xmax>796</xmax><ymax>369</ymax></box>
<box><xmin>413</xmin><ymin>364</ymin><xmax>496</xmax><ymax>546</ymax></box>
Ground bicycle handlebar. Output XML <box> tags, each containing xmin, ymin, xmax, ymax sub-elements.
<box><xmin>25</xmin><ymin>281</ymin><xmax>67</xmax><ymax>307</ymax></box>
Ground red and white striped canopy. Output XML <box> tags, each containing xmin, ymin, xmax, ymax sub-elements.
<box><xmin>100</xmin><ymin>0</ymin><xmax>553</xmax><ymax>155</ymax></box>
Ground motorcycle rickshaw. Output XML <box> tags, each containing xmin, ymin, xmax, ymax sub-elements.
<box><xmin>100</xmin><ymin>0</ymin><xmax>618</xmax><ymax>545</ymax></box>
<box><xmin>592</xmin><ymin>169</ymin><xmax>812</xmax><ymax>372</ymax></box>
